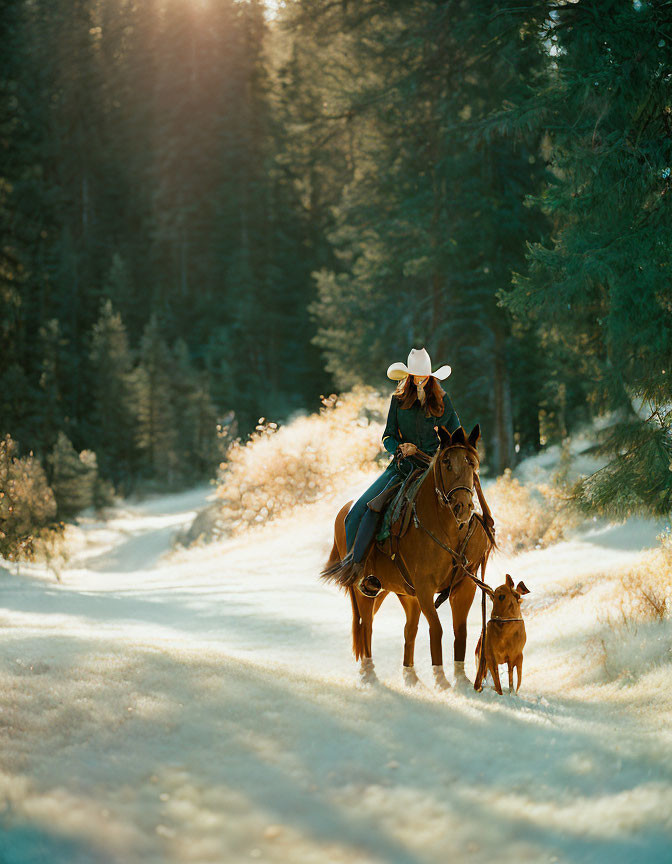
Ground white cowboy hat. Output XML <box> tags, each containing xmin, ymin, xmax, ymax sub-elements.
<box><xmin>386</xmin><ymin>347</ymin><xmax>452</xmax><ymax>381</ymax></box>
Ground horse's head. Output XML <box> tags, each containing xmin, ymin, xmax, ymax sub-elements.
<box><xmin>434</xmin><ymin>424</ymin><xmax>481</xmax><ymax>526</ymax></box>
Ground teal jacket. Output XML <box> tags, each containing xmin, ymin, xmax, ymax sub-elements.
<box><xmin>382</xmin><ymin>392</ymin><xmax>461</xmax><ymax>457</ymax></box>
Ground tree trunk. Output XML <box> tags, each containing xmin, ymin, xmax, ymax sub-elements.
<box><xmin>492</xmin><ymin>325</ymin><xmax>515</xmax><ymax>474</ymax></box>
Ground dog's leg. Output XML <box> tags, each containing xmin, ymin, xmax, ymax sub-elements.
<box><xmin>515</xmin><ymin>655</ymin><xmax>523</xmax><ymax>692</ymax></box>
<box><xmin>489</xmin><ymin>656</ymin><xmax>503</xmax><ymax>695</ymax></box>
<box><xmin>473</xmin><ymin>634</ymin><xmax>484</xmax><ymax>692</ymax></box>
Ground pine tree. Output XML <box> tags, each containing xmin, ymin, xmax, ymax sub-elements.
<box><xmin>133</xmin><ymin>316</ymin><xmax>178</xmax><ymax>481</ymax></box>
<box><xmin>37</xmin><ymin>318</ymin><xmax>69</xmax><ymax>451</ymax></box>
<box><xmin>502</xmin><ymin>0</ymin><xmax>672</xmax><ymax>515</ymax></box>
<box><xmin>47</xmin><ymin>431</ymin><xmax>99</xmax><ymax>519</ymax></box>
<box><xmin>89</xmin><ymin>300</ymin><xmax>138</xmax><ymax>487</ymax></box>
<box><xmin>170</xmin><ymin>339</ymin><xmax>220</xmax><ymax>479</ymax></box>
<box><xmin>100</xmin><ymin>255</ymin><xmax>136</xmax><ymax>336</ymax></box>
<box><xmin>1</xmin><ymin>0</ymin><xmax>63</xmax><ymax>456</ymax></box>
<box><xmin>2</xmin><ymin>0</ymin><xmax>337</xmax><ymax>472</ymax></box>
<box><xmin>187</xmin><ymin>376</ymin><xmax>222</xmax><ymax>478</ymax></box>
<box><xmin>301</xmin><ymin>0</ymin><xmax>550</xmax><ymax>471</ymax></box>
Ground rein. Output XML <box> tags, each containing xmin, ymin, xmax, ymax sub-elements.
<box><xmin>393</xmin><ymin>440</ymin><xmax>495</xmax><ymax>691</ymax></box>
<box><xmin>403</xmin><ymin>447</ymin><xmax>474</xmax><ymax>513</ymax></box>
<box><xmin>412</xmin><ymin>502</ymin><xmax>476</xmax><ymax>579</ymax></box>
<box><xmin>402</xmin><ymin>443</ymin><xmax>487</xmax><ymax>595</ymax></box>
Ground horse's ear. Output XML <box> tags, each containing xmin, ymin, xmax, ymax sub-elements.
<box><xmin>468</xmin><ymin>424</ymin><xmax>481</xmax><ymax>447</ymax></box>
<box><xmin>451</xmin><ymin>426</ymin><xmax>467</xmax><ymax>446</ymax></box>
<box><xmin>505</xmin><ymin>574</ymin><xmax>514</xmax><ymax>588</ymax></box>
<box><xmin>437</xmin><ymin>426</ymin><xmax>452</xmax><ymax>448</ymax></box>
<box><xmin>516</xmin><ymin>581</ymin><xmax>530</xmax><ymax>596</ymax></box>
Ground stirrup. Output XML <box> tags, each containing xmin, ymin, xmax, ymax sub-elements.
<box><xmin>356</xmin><ymin>573</ymin><xmax>383</xmax><ymax>598</ymax></box>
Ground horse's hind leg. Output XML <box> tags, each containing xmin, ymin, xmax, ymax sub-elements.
<box><xmin>356</xmin><ymin>592</ymin><xmax>378</xmax><ymax>684</ymax></box>
<box><xmin>398</xmin><ymin>594</ymin><xmax>421</xmax><ymax>685</ymax></box>
<box><xmin>373</xmin><ymin>591</ymin><xmax>388</xmax><ymax>614</ymax></box>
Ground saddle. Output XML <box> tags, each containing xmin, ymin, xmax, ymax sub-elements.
<box><xmin>371</xmin><ymin>463</ymin><xmax>430</xmax><ymax>554</ymax></box>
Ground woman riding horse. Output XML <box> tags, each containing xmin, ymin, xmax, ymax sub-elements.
<box><xmin>343</xmin><ymin>347</ymin><xmax>461</xmax><ymax>597</ymax></box>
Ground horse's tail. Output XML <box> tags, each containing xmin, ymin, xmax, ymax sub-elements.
<box><xmin>325</xmin><ymin>538</ymin><xmax>340</xmax><ymax>571</ymax></box>
<box><xmin>349</xmin><ymin>586</ymin><xmax>365</xmax><ymax>660</ymax></box>
<box><xmin>320</xmin><ymin>551</ymin><xmax>361</xmax><ymax>590</ymax></box>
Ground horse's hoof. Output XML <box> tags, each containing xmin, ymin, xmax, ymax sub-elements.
<box><xmin>356</xmin><ymin>574</ymin><xmax>382</xmax><ymax>598</ymax></box>
<box><xmin>453</xmin><ymin>673</ymin><xmax>473</xmax><ymax>693</ymax></box>
<box><xmin>452</xmin><ymin>662</ymin><xmax>472</xmax><ymax>692</ymax></box>
<box><xmin>402</xmin><ymin>666</ymin><xmax>420</xmax><ymax>687</ymax></box>
<box><xmin>432</xmin><ymin>665</ymin><xmax>451</xmax><ymax>691</ymax></box>
<box><xmin>358</xmin><ymin>658</ymin><xmax>378</xmax><ymax>686</ymax></box>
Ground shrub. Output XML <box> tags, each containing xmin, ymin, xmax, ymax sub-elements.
<box><xmin>618</xmin><ymin>528</ymin><xmax>672</xmax><ymax>622</ymax></box>
<box><xmin>0</xmin><ymin>434</ymin><xmax>62</xmax><ymax>563</ymax></box>
<box><xmin>213</xmin><ymin>387</ymin><xmax>388</xmax><ymax>536</ymax></box>
<box><xmin>486</xmin><ymin>468</ymin><xmax>572</xmax><ymax>553</ymax></box>
<box><xmin>48</xmin><ymin>432</ymin><xmax>113</xmax><ymax>518</ymax></box>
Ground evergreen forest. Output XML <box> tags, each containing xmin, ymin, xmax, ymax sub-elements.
<box><xmin>2</xmin><ymin>0</ymin><xmax>672</xmax><ymax>535</ymax></box>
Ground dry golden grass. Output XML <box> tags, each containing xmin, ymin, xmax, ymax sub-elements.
<box><xmin>213</xmin><ymin>388</ymin><xmax>388</xmax><ymax>536</ymax></box>
<box><xmin>487</xmin><ymin>468</ymin><xmax>575</xmax><ymax>553</ymax></box>
<box><xmin>618</xmin><ymin>529</ymin><xmax>672</xmax><ymax>622</ymax></box>
<box><xmin>592</xmin><ymin>534</ymin><xmax>672</xmax><ymax>683</ymax></box>
<box><xmin>211</xmin><ymin>392</ymin><xmax>581</xmax><ymax>548</ymax></box>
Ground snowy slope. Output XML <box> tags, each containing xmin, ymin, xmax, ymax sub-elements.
<box><xmin>0</xmin><ymin>484</ymin><xmax>671</xmax><ymax>864</ymax></box>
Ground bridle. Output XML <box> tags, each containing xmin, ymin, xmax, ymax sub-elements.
<box><xmin>436</xmin><ymin>449</ymin><xmax>475</xmax><ymax>521</ymax></box>
<box><xmin>410</xmin><ymin>445</ymin><xmax>476</xmax><ymax>521</ymax></box>
<box><xmin>435</xmin><ymin>482</ymin><xmax>473</xmax><ymax>509</ymax></box>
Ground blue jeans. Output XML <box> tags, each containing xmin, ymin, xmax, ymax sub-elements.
<box><xmin>344</xmin><ymin>464</ymin><xmax>399</xmax><ymax>553</ymax></box>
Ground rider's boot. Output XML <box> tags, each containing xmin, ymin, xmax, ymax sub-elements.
<box><xmin>351</xmin><ymin>508</ymin><xmax>383</xmax><ymax>598</ymax></box>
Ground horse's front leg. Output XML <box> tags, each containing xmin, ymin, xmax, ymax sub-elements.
<box><xmin>416</xmin><ymin>585</ymin><xmax>450</xmax><ymax>690</ymax></box>
<box><xmin>449</xmin><ymin>576</ymin><xmax>477</xmax><ymax>687</ymax></box>
<box><xmin>397</xmin><ymin>594</ymin><xmax>421</xmax><ymax>685</ymax></box>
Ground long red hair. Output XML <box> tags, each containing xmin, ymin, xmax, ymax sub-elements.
<box><xmin>393</xmin><ymin>375</ymin><xmax>445</xmax><ymax>417</ymax></box>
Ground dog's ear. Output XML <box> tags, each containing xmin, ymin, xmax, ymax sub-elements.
<box><xmin>505</xmin><ymin>574</ymin><xmax>514</xmax><ymax>588</ymax></box>
<box><xmin>516</xmin><ymin>581</ymin><xmax>530</xmax><ymax>596</ymax></box>
<box><xmin>468</xmin><ymin>424</ymin><xmax>481</xmax><ymax>447</ymax></box>
<box><xmin>438</xmin><ymin>426</ymin><xmax>452</xmax><ymax>449</ymax></box>
<box><xmin>451</xmin><ymin>426</ymin><xmax>467</xmax><ymax>446</ymax></box>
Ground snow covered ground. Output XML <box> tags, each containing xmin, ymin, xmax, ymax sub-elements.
<box><xmin>1</xmin><ymin>483</ymin><xmax>671</xmax><ymax>864</ymax></box>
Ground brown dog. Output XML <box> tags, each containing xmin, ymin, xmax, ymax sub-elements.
<box><xmin>474</xmin><ymin>574</ymin><xmax>529</xmax><ymax>694</ymax></box>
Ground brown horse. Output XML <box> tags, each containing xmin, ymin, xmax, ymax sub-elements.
<box><xmin>321</xmin><ymin>425</ymin><xmax>495</xmax><ymax>689</ymax></box>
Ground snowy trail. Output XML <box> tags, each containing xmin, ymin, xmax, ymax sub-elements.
<box><xmin>0</xmin><ymin>487</ymin><xmax>671</xmax><ymax>864</ymax></box>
